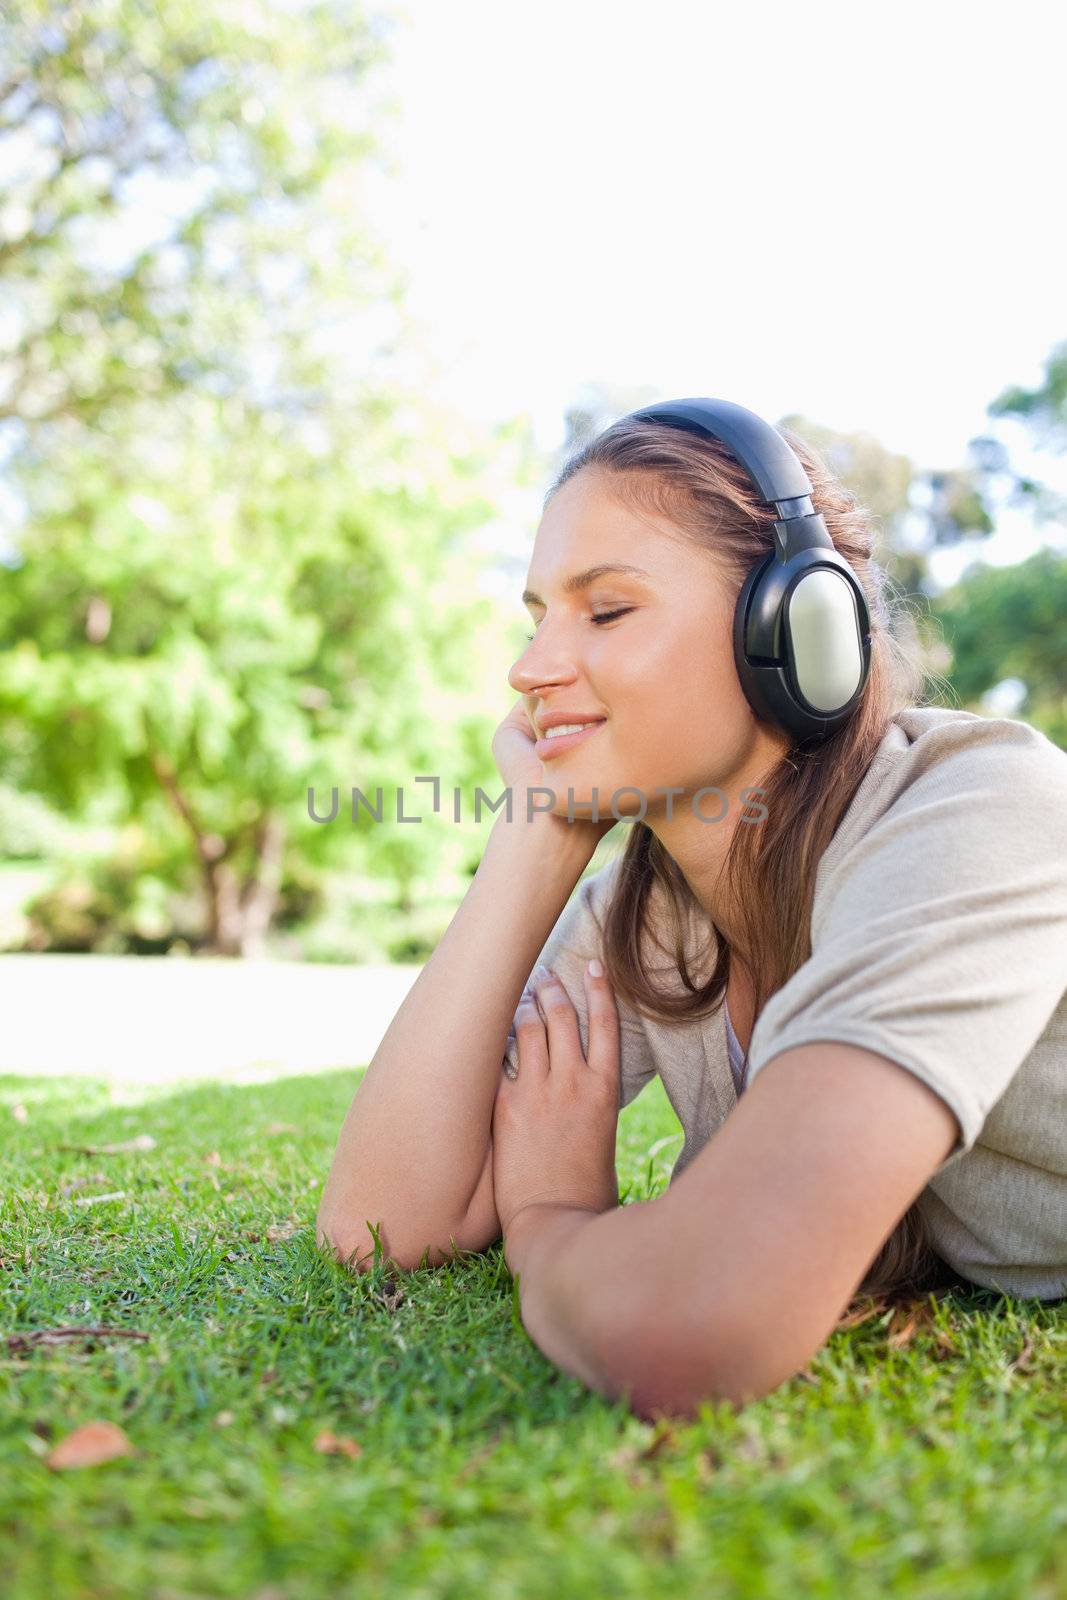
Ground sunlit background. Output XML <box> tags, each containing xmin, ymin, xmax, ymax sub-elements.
<box><xmin>2</xmin><ymin>0</ymin><xmax>1065</xmax><ymax>1074</ymax></box>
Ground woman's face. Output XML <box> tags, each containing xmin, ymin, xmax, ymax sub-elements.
<box><xmin>508</xmin><ymin>468</ymin><xmax>789</xmax><ymax>823</ymax></box>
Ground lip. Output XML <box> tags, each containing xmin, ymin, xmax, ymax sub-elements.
<box><xmin>535</xmin><ymin>720</ymin><xmax>606</xmax><ymax>759</ymax></box>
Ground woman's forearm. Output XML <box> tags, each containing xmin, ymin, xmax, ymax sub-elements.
<box><xmin>506</xmin><ymin>1201</ymin><xmax>668</xmax><ymax>1406</ymax></box>
<box><xmin>504</xmin><ymin>1204</ymin><xmax>614</xmax><ymax>1391</ymax></box>
<box><xmin>317</xmin><ymin>806</ymin><xmax>597</xmax><ymax>1271</ymax></box>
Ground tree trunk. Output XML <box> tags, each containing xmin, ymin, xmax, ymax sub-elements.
<box><xmin>148</xmin><ymin>751</ymin><xmax>286</xmax><ymax>958</ymax></box>
<box><xmin>205</xmin><ymin>858</ymin><xmax>245</xmax><ymax>957</ymax></box>
<box><xmin>236</xmin><ymin>811</ymin><xmax>287</xmax><ymax>959</ymax></box>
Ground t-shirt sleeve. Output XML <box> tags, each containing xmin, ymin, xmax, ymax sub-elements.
<box><xmin>745</xmin><ymin>729</ymin><xmax>1067</xmax><ymax>1167</ymax></box>
<box><xmin>501</xmin><ymin>855</ymin><xmax>659</xmax><ymax>1112</ymax></box>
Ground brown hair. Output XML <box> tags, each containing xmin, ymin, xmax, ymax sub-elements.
<box><xmin>546</xmin><ymin>412</ymin><xmax>952</xmax><ymax>1303</ymax></box>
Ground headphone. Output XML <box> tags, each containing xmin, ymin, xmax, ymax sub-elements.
<box><xmin>626</xmin><ymin>397</ymin><xmax>872</xmax><ymax>746</ymax></box>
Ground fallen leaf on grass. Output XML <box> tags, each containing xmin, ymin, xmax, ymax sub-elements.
<box><xmin>638</xmin><ymin>1421</ymin><xmax>678</xmax><ymax>1461</ymax></box>
<box><xmin>203</xmin><ymin>1151</ymin><xmax>222</xmax><ymax>1167</ymax></box>
<box><xmin>454</xmin><ymin>1433</ymin><xmax>502</xmax><ymax>1482</ymax></box>
<box><xmin>265</xmin><ymin>1221</ymin><xmax>299</xmax><ymax>1242</ymax></box>
<box><xmin>11</xmin><ymin>1103</ymin><xmax>28</xmax><ymax>1123</ymax></box>
<box><xmin>214</xmin><ymin>1411</ymin><xmax>235</xmax><ymax>1428</ymax></box>
<box><xmin>1009</xmin><ymin>1335</ymin><xmax>1035</xmax><ymax>1374</ymax></box>
<box><xmin>58</xmin><ymin>1135</ymin><xmax>156</xmax><ymax>1156</ymax></box>
<box><xmin>606</xmin><ymin>1421</ymin><xmax>679</xmax><ymax>1472</ymax></box>
<box><xmin>313</xmin><ymin>1429</ymin><xmax>362</xmax><ymax>1459</ymax></box>
<box><xmin>46</xmin><ymin>1421</ymin><xmax>135</xmax><ymax>1471</ymax></box>
<box><xmin>6</xmin><ymin>1326</ymin><xmax>149</xmax><ymax>1355</ymax></box>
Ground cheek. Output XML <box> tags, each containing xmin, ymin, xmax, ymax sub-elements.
<box><xmin>609</xmin><ymin>621</ymin><xmax>739</xmax><ymax>726</ymax></box>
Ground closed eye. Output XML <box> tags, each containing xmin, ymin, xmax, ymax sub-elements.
<box><xmin>524</xmin><ymin>607</ymin><xmax>633</xmax><ymax>641</ymax></box>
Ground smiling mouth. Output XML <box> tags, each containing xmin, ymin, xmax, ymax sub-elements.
<box><xmin>534</xmin><ymin>721</ymin><xmax>606</xmax><ymax>758</ymax></box>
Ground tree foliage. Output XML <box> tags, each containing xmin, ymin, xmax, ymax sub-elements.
<box><xmin>0</xmin><ymin>1</ymin><xmax>525</xmax><ymax>955</ymax></box>
<box><xmin>926</xmin><ymin>336</ymin><xmax>1067</xmax><ymax>748</ymax></box>
<box><xmin>931</xmin><ymin>550</ymin><xmax>1067</xmax><ymax>745</ymax></box>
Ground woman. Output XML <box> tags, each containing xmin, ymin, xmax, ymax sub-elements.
<box><xmin>318</xmin><ymin>400</ymin><xmax>1067</xmax><ymax>1421</ymax></box>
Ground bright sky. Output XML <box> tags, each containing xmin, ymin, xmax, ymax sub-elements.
<box><xmin>3</xmin><ymin>0</ymin><xmax>1064</xmax><ymax>603</ymax></box>
<box><xmin>370</xmin><ymin>0</ymin><xmax>1067</xmax><ymax>591</ymax></box>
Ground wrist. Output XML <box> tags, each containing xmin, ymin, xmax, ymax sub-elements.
<box><xmin>488</xmin><ymin>806</ymin><xmax>597</xmax><ymax>873</ymax></box>
<box><xmin>503</xmin><ymin>1201</ymin><xmax>604</xmax><ymax>1278</ymax></box>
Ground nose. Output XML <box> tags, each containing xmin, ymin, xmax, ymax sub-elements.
<box><xmin>507</xmin><ymin>632</ymin><xmax>580</xmax><ymax>698</ymax></box>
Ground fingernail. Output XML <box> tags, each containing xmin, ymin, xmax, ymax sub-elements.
<box><xmin>586</xmin><ymin>958</ymin><xmax>603</xmax><ymax>979</ymax></box>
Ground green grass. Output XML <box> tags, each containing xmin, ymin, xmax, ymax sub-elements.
<box><xmin>1</xmin><ymin>1068</ymin><xmax>1065</xmax><ymax>1600</ymax></box>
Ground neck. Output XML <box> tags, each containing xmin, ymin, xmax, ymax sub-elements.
<box><xmin>641</xmin><ymin>732</ymin><xmax>788</xmax><ymax>953</ymax></box>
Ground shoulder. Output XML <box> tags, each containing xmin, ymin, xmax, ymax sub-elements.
<box><xmin>887</xmin><ymin>706</ymin><xmax>1067</xmax><ymax>790</ymax></box>
<box><xmin>832</xmin><ymin>708</ymin><xmax>1067</xmax><ymax>860</ymax></box>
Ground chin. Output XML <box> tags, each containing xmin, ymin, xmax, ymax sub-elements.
<box><xmin>545</xmin><ymin>776</ymin><xmax>642</xmax><ymax>824</ymax></box>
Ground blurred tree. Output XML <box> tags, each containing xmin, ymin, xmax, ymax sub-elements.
<box><xmin>0</xmin><ymin>0</ymin><xmax>398</xmax><ymax>441</ymax></box>
<box><xmin>981</xmin><ymin>337</ymin><xmax>1067</xmax><ymax>529</ymax></box>
<box><xmin>0</xmin><ymin>0</ymin><xmax>530</xmax><ymax>955</ymax></box>
<box><xmin>0</xmin><ymin>416</ymin><xmax>506</xmax><ymax>954</ymax></box>
<box><xmin>924</xmin><ymin>338</ymin><xmax>1067</xmax><ymax>749</ymax></box>
<box><xmin>775</xmin><ymin>412</ymin><xmax>927</xmax><ymax>598</ymax></box>
<box><xmin>929</xmin><ymin>550</ymin><xmax>1067</xmax><ymax>748</ymax></box>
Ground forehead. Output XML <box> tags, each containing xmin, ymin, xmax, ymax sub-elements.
<box><xmin>526</xmin><ymin>470</ymin><xmax>700</xmax><ymax>596</ymax></box>
<box><xmin>538</xmin><ymin>469</ymin><xmax>650</xmax><ymax>542</ymax></box>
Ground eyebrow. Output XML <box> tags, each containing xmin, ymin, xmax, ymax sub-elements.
<box><xmin>522</xmin><ymin>563</ymin><xmax>652</xmax><ymax>607</ymax></box>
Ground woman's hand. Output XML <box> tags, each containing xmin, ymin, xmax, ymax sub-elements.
<box><xmin>492</xmin><ymin>959</ymin><xmax>621</xmax><ymax>1247</ymax></box>
<box><xmin>492</xmin><ymin>694</ymin><xmax>551</xmax><ymax>797</ymax></box>
<box><xmin>491</xmin><ymin>695</ymin><xmax>616</xmax><ymax>845</ymax></box>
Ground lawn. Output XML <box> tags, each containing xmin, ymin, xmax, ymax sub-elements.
<box><xmin>1</xmin><ymin>1067</ymin><xmax>1065</xmax><ymax>1599</ymax></box>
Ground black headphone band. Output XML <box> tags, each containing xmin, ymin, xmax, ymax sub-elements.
<box><xmin>624</xmin><ymin>397</ymin><xmax>873</xmax><ymax>745</ymax></box>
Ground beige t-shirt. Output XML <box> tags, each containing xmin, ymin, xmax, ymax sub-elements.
<box><xmin>503</xmin><ymin>707</ymin><xmax>1067</xmax><ymax>1301</ymax></box>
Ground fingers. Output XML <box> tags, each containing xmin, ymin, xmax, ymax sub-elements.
<box><xmin>582</xmin><ymin>957</ymin><xmax>621</xmax><ymax>1092</ymax></box>
<box><xmin>509</xmin><ymin>960</ymin><xmax>620</xmax><ymax>1092</ymax></box>
<box><xmin>511</xmin><ymin>983</ymin><xmax>550</xmax><ymax>1081</ymax></box>
<box><xmin>527</xmin><ymin>964</ymin><xmax>583</xmax><ymax>1071</ymax></box>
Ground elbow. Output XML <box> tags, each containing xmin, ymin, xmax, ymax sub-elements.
<box><xmin>315</xmin><ymin>1198</ymin><xmax>472</xmax><ymax>1277</ymax></box>
<box><xmin>596</xmin><ymin>1309</ymin><xmax>803</xmax><ymax>1422</ymax></box>
<box><xmin>315</xmin><ymin>1209</ymin><xmax>380</xmax><ymax>1275</ymax></box>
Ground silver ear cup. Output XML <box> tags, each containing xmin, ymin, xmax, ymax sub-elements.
<box><xmin>732</xmin><ymin>546</ymin><xmax>871</xmax><ymax>742</ymax></box>
<box><xmin>785</xmin><ymin>568</ymin><xmax>866</xmax><ymax>714</ymax></box>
